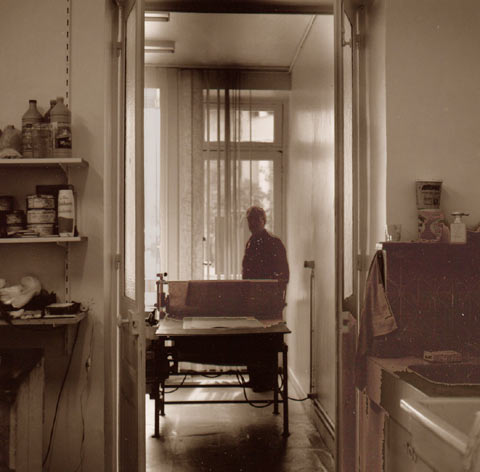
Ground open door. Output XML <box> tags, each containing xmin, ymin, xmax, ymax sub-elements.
<box><xmin>117</xmin><ymin>0</ymin><xmax>145</xmax><ymax>471</ymax></box>
<box><xmin>335</xmin><ymin>0</ymin><xmax>359</xmax><ymax>470</ymax></box>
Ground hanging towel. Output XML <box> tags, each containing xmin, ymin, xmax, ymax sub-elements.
<box><xmin>355</xmin><ymin>251</ymin><xmax>398</xmax><ymax>390</ymax></box>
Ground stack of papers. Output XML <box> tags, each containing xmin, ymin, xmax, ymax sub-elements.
<box><xmin>182</xmin><ymin>317</ymin><xmax>264</xmax><ymax>329</ymax></box>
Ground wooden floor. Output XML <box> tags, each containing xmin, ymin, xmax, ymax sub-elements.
<box><xmin>146</xmin><ymin>376</ymin><xmax>334</xmax><ymax>472</ymax></box>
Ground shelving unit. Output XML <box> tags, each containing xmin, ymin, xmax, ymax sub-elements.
<box><xmin>0</xmin><ymin>157</ymin><xmax>88</xmax><ymax>168</ymax></box>
<box><xmin>0</xmin><ymin>236</ymin><xmax>86</xmax><ymax>244</ymax></box>
<box><xmin>0</xmin><ymin>157</ymin><xmax>88</xmax><ymax>303</ymax></box>
<box><xmin>0</xmin><ymin>312</ymin><xmax>86</xmax><ymax>326</ymax></box>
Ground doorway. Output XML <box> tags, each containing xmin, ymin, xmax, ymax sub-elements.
<box><xmin>141</xmin><ymin>8</ymin><xmax>340</xmax><ymax>470</ymax></box>
<box><xmin>114</xmin><ymin>1</ymin><xmax>361</xmax><ymax>471</ymax></box>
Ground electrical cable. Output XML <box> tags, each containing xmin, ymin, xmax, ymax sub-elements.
<box><xmin>235</xmin><ymin>372</ymin><xmax>273</xmax><ymax>408</ymax></box>
<box><xmin>73</xmin><ymin>318</ymin><xmax>95</xmax><ymax>472</ymax></box>
<box><xmin>163</xmin><ymin>374</ymin><xmax>188</xmax><ymax>393</ymax></box>
<box><xmin>43</xmin><ymin>323</ymin><xmax>81</xmax><ymax>468</ymax></box>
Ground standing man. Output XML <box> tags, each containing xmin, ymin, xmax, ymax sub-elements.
<box><xmin>242</xmin><ymin>206</ymin><xmax>289</xmax><ymax>290</ymax></box>
<box><xmin>242</xmin><ymin>205</ymin><xmax>289</xmax><ymax>391</ymax></box>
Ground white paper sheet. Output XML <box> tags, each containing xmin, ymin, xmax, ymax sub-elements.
<box><xmin>182</xmin><ymin>317</ymin><xmax>263</xmax><ymax>329</ymax></box>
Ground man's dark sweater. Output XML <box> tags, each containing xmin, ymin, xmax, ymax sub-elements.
<box><xmin>242</xmin><ymin>229</ymin><xmax>289</xmax><ymax>283</ymax></box>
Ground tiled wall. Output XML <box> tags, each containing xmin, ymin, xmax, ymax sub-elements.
<box><xmin>384</xmin><ymin>234</ymin><xmax>480</xmax><ymax>352</ymax></box>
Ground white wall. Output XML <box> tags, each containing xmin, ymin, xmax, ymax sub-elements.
<box><xmin>385</xmin><ymin>0</ymin><xmax>480</xmax><ymax>240</ymax></box>
<box><xmin>362</xmin><ymin>0</ymin><xmax>388</xmax><ymax>257</ymax></box>
<box><xmin>0</xmin><ymin>1</ymin><xmax>114</xmax><ymax>470</ymax></box>
<box><xmin>286</xmin><ymin>15</ymin><xmax>336</xmax><ymax>422</ymax></box>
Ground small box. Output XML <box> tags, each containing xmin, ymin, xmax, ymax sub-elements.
<box><xmin>423</xmin><ymin>350</ymin><xmax>462</xmax><ymax>363</ymax></box>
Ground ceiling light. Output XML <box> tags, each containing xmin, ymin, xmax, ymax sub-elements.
<box><xmin>144</xmin><ymin>40</ymin><xmax>175</xmax><ymax>54</ymax></box>
<box><xmin>145</xmin><ymin>11</ymin><xmax>170</xmax><ymax>22</ymax></box>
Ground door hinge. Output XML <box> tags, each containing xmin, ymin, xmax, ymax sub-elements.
<box><xmin>114</xmin><ymin>253</ymin><xmax>121</xmax><ymax>270</ymax></box>
<box><xmin>354</xmin><ymin>33</ymin><xmax>363</xmax><ymax>48</ymax></box>
<box><xmin>115</xmin><ymin>41</ymin><xmax>123</xmax><ymax>57</ymax></box>
<box><xmin>356</xmin><ymin>254</ymin><xmax>362</xmax><ymax>271</ymax></box>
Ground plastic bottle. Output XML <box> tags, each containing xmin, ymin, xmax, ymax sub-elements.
<box><xmin>450</xmin><ymin>212</ymin><xmax>468</xmax><ymax>244</ymax></box>
<box><xmin>21</xmin><ymin>100</ymin><xmax>42</xmax><ymax>158</ymax></box>
<box><xmin>43</xmin><ymin>99</ymin><xmax>57</xmax><ymax>123</ymax></box>
<box><xmin>50</xmin><ymin>97</ymin><xmax>72</xmax><ymax>158</ymax></box>
<box><xmin>57</xmin><ymin>189</ymin><xmax>75</xmax><ymax>237</ymax></box>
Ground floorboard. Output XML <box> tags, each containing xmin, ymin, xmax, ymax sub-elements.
<box><xmin>146</xmin><ymin>375</ymin><xmax>334</xmax><ymax>472</ymax></box>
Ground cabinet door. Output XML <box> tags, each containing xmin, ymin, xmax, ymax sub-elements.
<box><xmin>385</xmin><ymin>417</ymin><xmax>436</xmax><ymax>472</ymax></box>
<box><xmin>385</xmin><ymin>417</ymin><xmax>415</xmax><ymax>472</ymax></box>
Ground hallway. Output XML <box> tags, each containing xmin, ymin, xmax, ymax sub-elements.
<box><xmin>145</xmin><ymin>376</ymin><xmax>334</xmax><ymax>472</ymax></box>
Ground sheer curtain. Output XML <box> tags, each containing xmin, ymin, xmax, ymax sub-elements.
<box><xmin>178</xmin><ymin>70</ymin><xmax>255</xmax><ymax>281</ymax></box>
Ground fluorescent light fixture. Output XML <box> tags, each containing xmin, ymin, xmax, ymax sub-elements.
<box><xmin>144</xmin><ymin>40</ymin><xmax>175</xmax><ymax>54</ymax></box>
<box><xmin>145</xmin><ymin>11</ymin><xmax>170</xmax><ymax>22</ymax></box>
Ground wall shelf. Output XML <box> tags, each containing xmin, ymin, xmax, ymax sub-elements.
<box><xmin>0</xmin><ymin>236</ymin><xmax>87</xmax><ymax>244</ymax></box>
<box><xmin>0</xmin><ymin>311</ymin><xmax>86</xmax><ymax>327</ymax></box>
<box><xmin>0</xmin><ymin>157</ymin><xmax>88</xmax><ymax>168</ymax></box>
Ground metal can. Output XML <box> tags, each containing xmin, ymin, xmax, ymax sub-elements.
<box><xmin>27</xmin><ymin>209</ymin><xmax>56</xmax><ymax>224</ymax></box>
<box><xmin>0</xmin><ymin>196</ymin><xmax>14</xmax><ymax>211</ymax></box>
<box><xmin>26</xmin><ymin>194</ymin><xmax>55</xmax><ymax>209</ymax></box>
<box><xmin>27</xmin><ymin>223</ymin><xmax>55</xmax><ymax>236</ymax></box>
<box><xmin>6</xmin><ymin>210</ymin><xmax>26</xmax><ymax>226</ymax></box>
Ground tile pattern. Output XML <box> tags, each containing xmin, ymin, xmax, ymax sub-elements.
<box><xmin>383</xmin><ymin>235</ymin><xmax>480</xmax><ymax>352</ymax></box>
<box><xmin>146</xmin><ymin>377</ymin><xmax>334</xmax><ymax>472</ymax></box>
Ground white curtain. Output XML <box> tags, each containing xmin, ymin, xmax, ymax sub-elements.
<box><xmin>178</xmin><ymin>70</ymin><xmax>253</xmax><ymax>281</ymax></box>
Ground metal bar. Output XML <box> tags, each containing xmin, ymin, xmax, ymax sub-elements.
<box><xmin>273</xmin><ymin>353</ymin><xmax>279</xmax><ymax>415</ymax></box>
<box><xmin>161</xmin><ymin>400</ymin><xmax>277</xmax><ymax>405</ymax></box>
<box><xmin>282</xmin><ymin>343</ymin><xmax>289</xmax><ymax>437</ymax></box>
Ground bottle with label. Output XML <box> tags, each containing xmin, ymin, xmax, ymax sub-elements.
<box><xmin>450</xmin><ymin>212</ymin><xmax>469</xmax><ymax>244</ymax></box>
<box><xmin>50</xmin><ymin>97</ymin><xmax>72</xmax><ymax>158</ymax></box>
<box><xmin>57</xmin><ymin>189</ymin><xmax>75</xmax><ymax>237</ymax></box>
<box><xmin>43</xmin><ymin>99</ymin><xmax>57</xmax><ymax>123</ymax></box>
<box><xmin>22</xmin><ymin>100</ymin><xmax>43</xmax><ymax>158</ymax></box>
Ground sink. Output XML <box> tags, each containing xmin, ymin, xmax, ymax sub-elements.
<box><xmin>401</xmin><ymin>397</ymin><xmax>480</xmax><ymax>471</ymax></box>
<box><xmin>408</xmin><ymin>363</ymin><xmax>480</xmax><ymax>385</ymax></box>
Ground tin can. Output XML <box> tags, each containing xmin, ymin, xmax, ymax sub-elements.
<box><xmin>6</xmin><ymin>210</ymin><xmax>26</xmax><ymax>226</ymax></box>
<box><xmin>27</xmin><ymin>209</ymin><xmax>56</xmax><ymax>224</ymax></box>
<box><xmin>26</xmin><ymin>194</ymin><xmax>55</xmax><ymax>209</ymax></box>
<box><xmin>27</xmin><ymin>223</ymin><xmax>55</xmax><ymax>236</ymax></box>
<box><xmin>0</xmin><ymin>196</ymin><xmax>14</xmax><ymax>211</ymax></box>
<box><xmin>32</xmin><ymin>123</ymin><xmax>53</xmax><ymax>159</ymax></box>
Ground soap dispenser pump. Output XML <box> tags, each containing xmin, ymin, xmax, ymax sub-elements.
<box><xmin>450</xmin><ymin>212</ymin><xmax>469</xmax><ymax>244</ymax></box>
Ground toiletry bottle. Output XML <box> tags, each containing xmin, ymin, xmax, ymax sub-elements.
<box><xmin>57</xmin><ymin>189</ymin><xmax>75</xmax><ymax>237</ymax></box>
<box><xmin>50</xmin><ymin>97</ymin><xmax>72</xmax><ymax>158</ymax></box>
<box><xmin>21</xmin><ymin>100</ymin><xmax>43</xmax><ymax>158</ymax></box>
<box><xmin>450</xmin><ymin>212</ymin><xmax>469</xmax><ymax>244</ymax></box>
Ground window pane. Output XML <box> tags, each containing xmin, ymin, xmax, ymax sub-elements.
<box><xmin>144</xmin><ymin>88</ymin><xmax>161</xmax><ymax>308</ymax></box>
<box><xmin>238</xmin><ymin>110</ymin><xmax>274</xmax><ymax>143</ymax></box>
<box><xmin>343</xmin><ymin>13</ymin><xmax>354</xmax><ymax>300</ymax></box>
<box><xmin>203</xmin><ymin>157</ymin><xmax>274</xmax><ymax>279</ymax></box>
<box><xmin>124</xmin><ymin>8</ymin><xmax>136</xmax><ymax>300</ymax></box>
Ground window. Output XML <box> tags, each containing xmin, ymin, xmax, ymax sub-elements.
<box><xmin>202</xmin><ymin>93</ymin><xmax>284</xmax><ymax>279</ymax></box>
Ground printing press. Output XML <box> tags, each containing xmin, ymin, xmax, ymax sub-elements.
<box><xmin>147</xmin><ymin>274</ymin><xmax>291</xmax><ymax>437</ymax></box>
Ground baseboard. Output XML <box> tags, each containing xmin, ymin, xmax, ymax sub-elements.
<box><xmin>288</xmin><ymin>368</ymin><xmax>336</xmax><ymax>455</ymax></box>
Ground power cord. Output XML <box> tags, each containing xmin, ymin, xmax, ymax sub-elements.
<box><xmin>163</xmin><ymin>374</ymin><xmax>188</xmax><ymax>393</ymax></box>
<box><xmin>43</xmin><ymin>323</ymin><xmax>81</xmax><ymax>468</ymax></box>
<box><xmin>73</xmin><ymin>317</ymin><xmax>95</xmax><ymax>472</ymax></box>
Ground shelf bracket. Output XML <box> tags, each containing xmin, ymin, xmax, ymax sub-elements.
<box><xmin>64</xmin><ymin>243</ymin><xmax>71</xmax><ymax>303</ymax></box>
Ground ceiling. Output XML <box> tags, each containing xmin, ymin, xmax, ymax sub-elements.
<box><xmin>144</xmin><ymin>12</ymin><xmax>316</xmax><ymax>70</ymax></box>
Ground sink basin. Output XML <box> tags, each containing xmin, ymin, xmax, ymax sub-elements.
<box><xmin>401</xmin><ymin>397</ymin><xmax>480</xmax><ymax>471</ymax></box>
<box><xmin>408</xmin><ymin>363</ymin><xmax>480</xmax><ymax>385</ymax></box>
